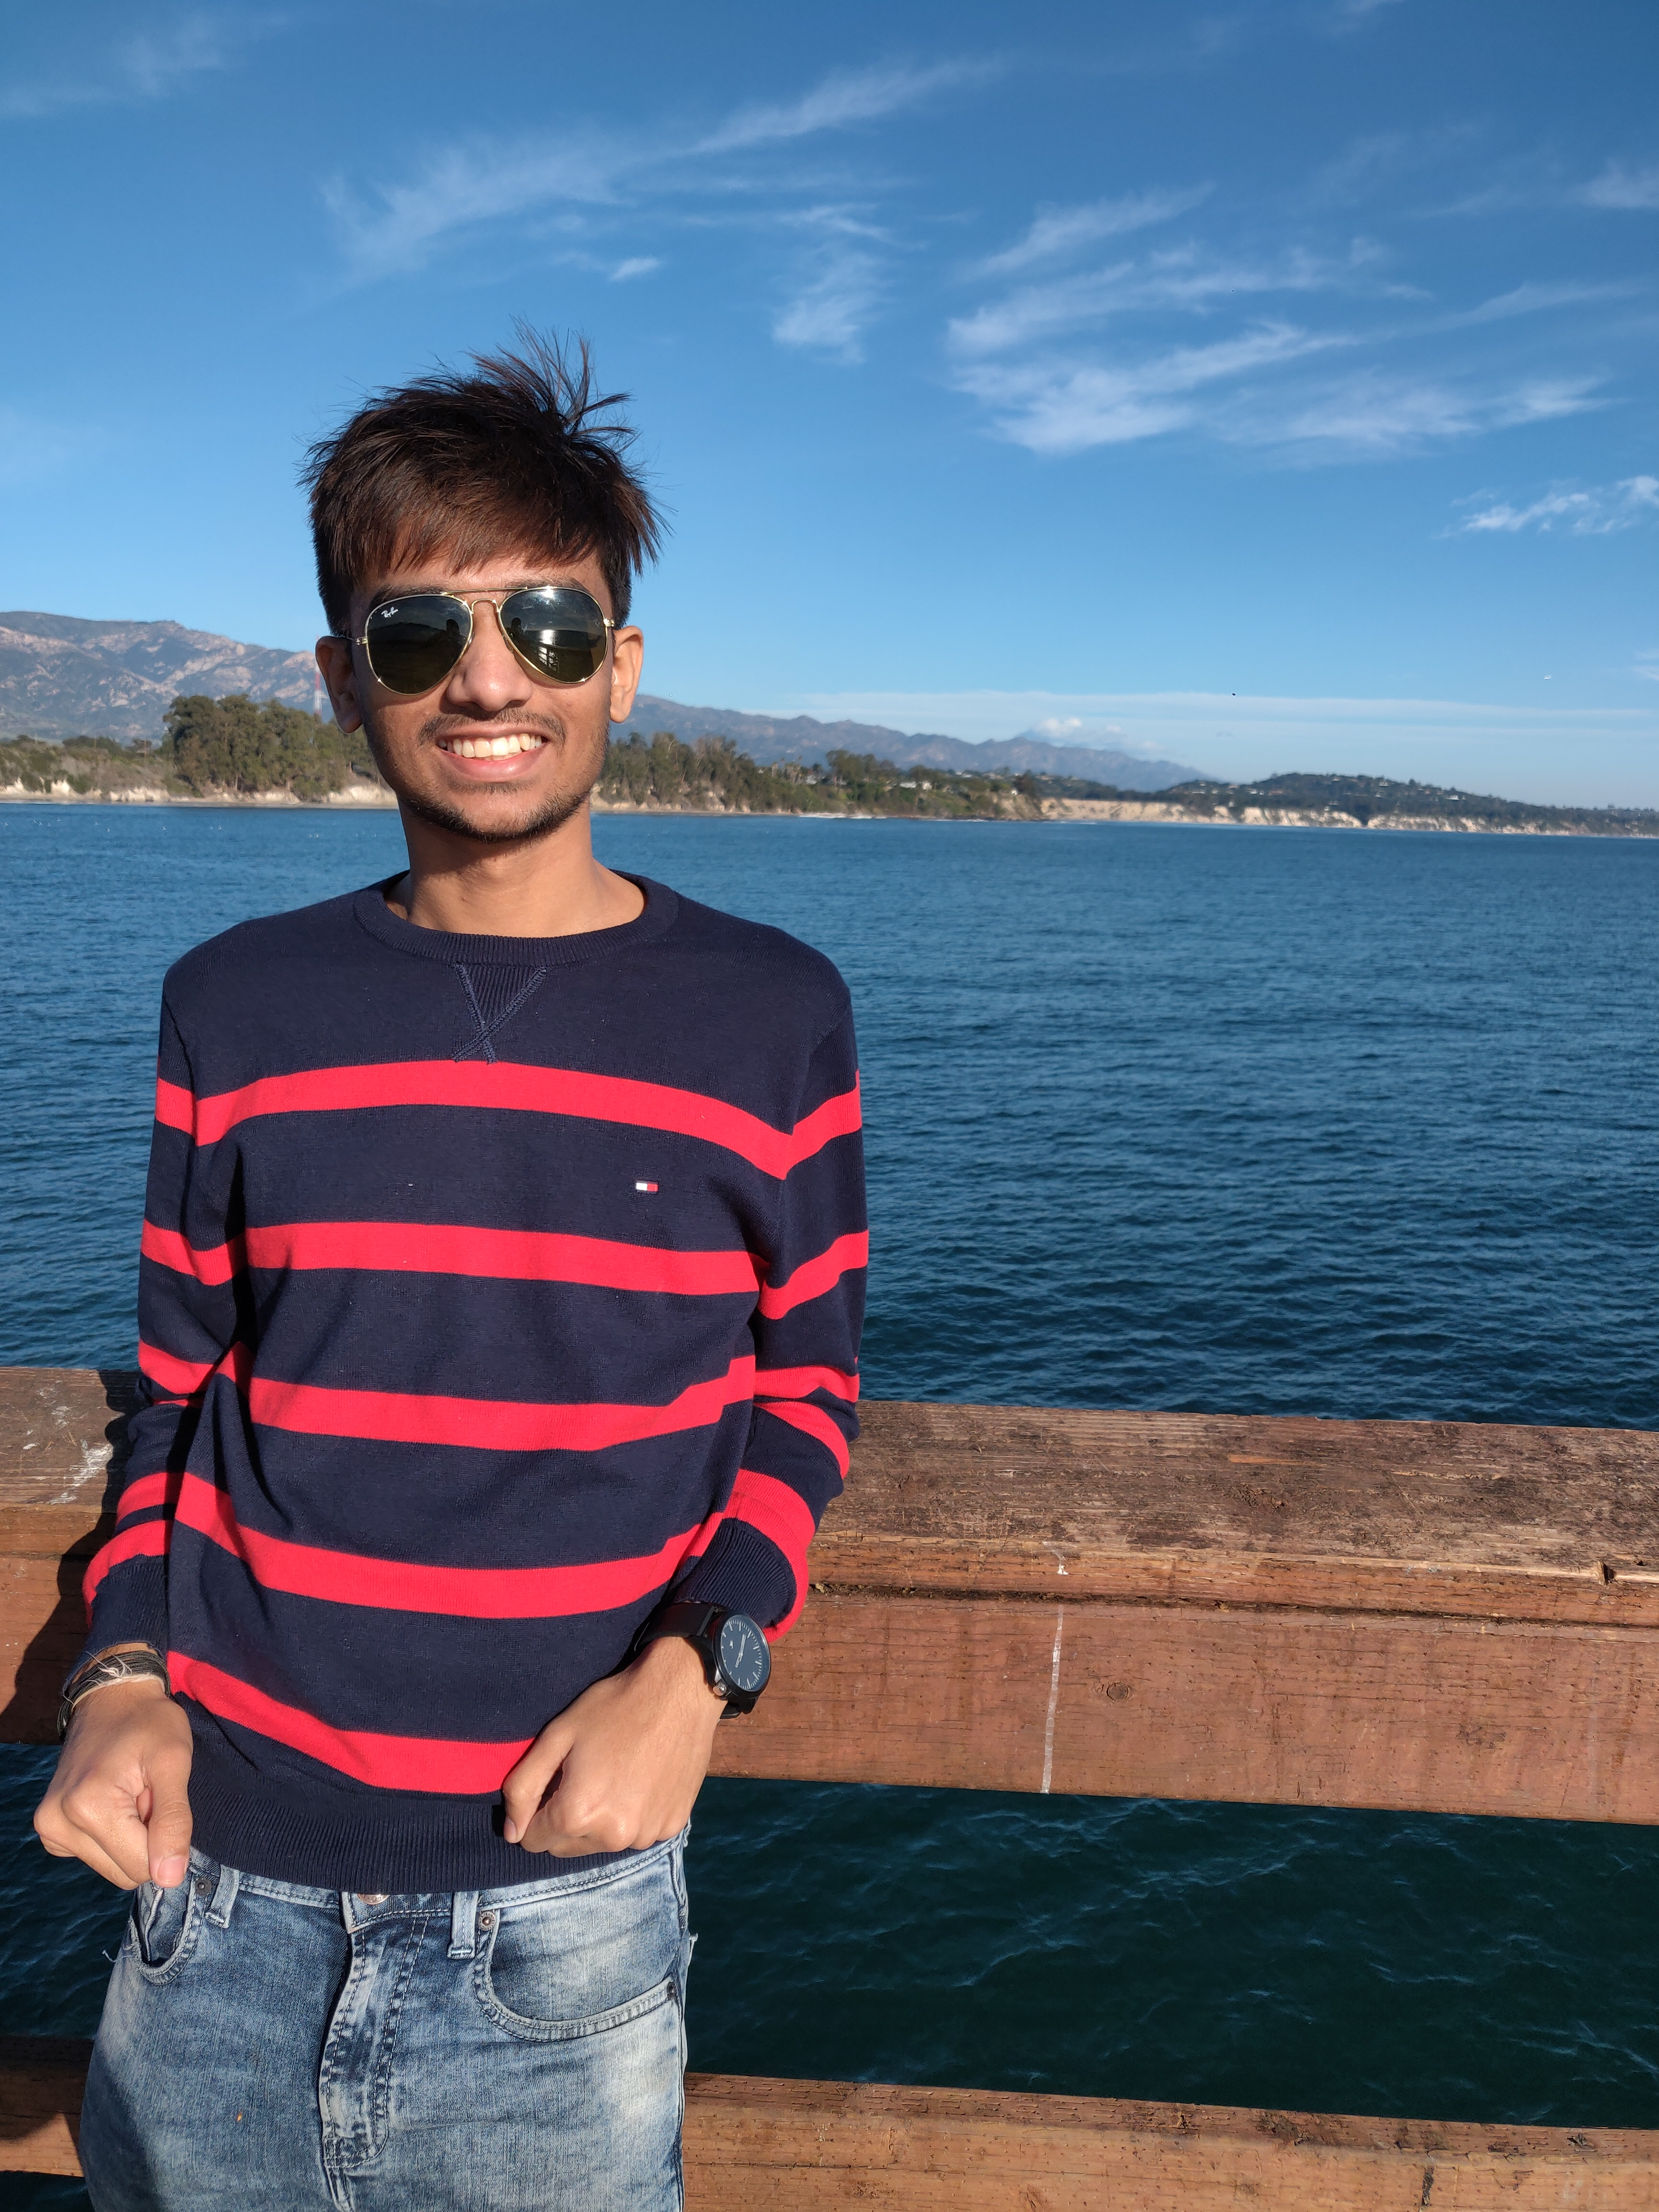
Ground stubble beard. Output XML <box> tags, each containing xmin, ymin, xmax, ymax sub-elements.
<box><xmin>373</xmin><ymin>710</ymin><xmax>606</xmax><ymax>848</ymax></box>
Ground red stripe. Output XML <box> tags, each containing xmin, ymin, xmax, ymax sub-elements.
<box><xmin>138</xmin><ymin>1339</ymin><xmax>219</xmax><ymax>1395</ymax></box>
<box><xmin>154</xmin><ymin>1076</ymin><xmax>193</xmax><ymax>1133</ymax></box>
<box><xmin>116</xmin><ymin>1470</ymin><xmax>183</xmax><ymax>1523</ymax></box>
<box><xmin>83</xmin><ymin>1520</ymin><xmax>169</xmax><ymax>1612</ymax></box>
<box><xmin>173</xmin><ymin>1470</ymin><xmax>707</xmax><ymax>1619</ymax></box>
<box><xmin>246</xmin><ymin>1354</ymin><xmax>755</xmax><ymax>1453</ymax></box>
<box><xmin>176</xmin><ymin>1062</ymin><xmax>860</xmax><ymax>1178</ymax></box>
<box><xmin>786</xmin><ymin>1083</ymin><xmax>863</xmax><ymax>1162</ymax></box>
<box><xmin>723</xmin><ymin>1469</ymin><xmax>819</xmax><ymax>1637</ymax></box>
<box><xmin>141</xmin><ymin>1221</ymin><xmax>243</xmax><ymax>1286</ymax></box>
<box><xmin>758</xmin><ymin>1231</ymin><xmax>869</xmax><ymax>1319</ymax></box>
<box><xmin>755</xmin><ymin>1364</ymin><xmax>860</xmax><ymax>1402</ymax></box>
<box><xmin>241</xmin><ymin>1220</ymin><xmax>763</xmax><ymax>1297</ymax></box>
<box><xmin>168</xmin><ymin>1652</ymin><xmax>529</xmax><ymax>1794</ymax></box>
<box><xmin>757</xmin><ymin>1397</ymin><xmax>852</xmax><ymax>1479</ymax></box>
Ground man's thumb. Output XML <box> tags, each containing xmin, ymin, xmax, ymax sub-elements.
<box><xmin>145</xmin><ymin>1767</ymin><xmax>194</xmax><ymax>1889</ymax></box>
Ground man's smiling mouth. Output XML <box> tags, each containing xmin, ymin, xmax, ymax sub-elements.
<box><xmin>436</xmin><ymin>733</ymin><xmax>549</xmax><ymax>758</ymax></box>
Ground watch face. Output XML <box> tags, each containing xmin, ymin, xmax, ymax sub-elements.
<box><xmin>717</xmin><ymin>1613</ymin><xmax>770</xmax><ymax>1695</ymax></box>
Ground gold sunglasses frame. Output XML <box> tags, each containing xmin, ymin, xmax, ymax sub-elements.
<box><xmin>349</xmin><ymin>586</ymin><xmax>616</xmax><ymax>696</ymax></box>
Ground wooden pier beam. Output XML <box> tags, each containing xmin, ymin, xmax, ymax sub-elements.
<box><xmin>5</xmin><ymin>1370</ymin><xmax>1659</xmax><ymax>1821</ymax></box>
<box><xmin>5</xmin><ymin>2043</ymin><xmax>1657</xmax><ymax>2206</ymax></box>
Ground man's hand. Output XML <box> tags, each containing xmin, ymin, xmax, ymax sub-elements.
<box><xmin>35</xmin><ymin>1678</ymin><xmax>195</xmax><ymax>1891</ymax></box>
<box><xmin>502</xmin><ymin>1637</ymin><xmax>726</xmax><ymax>1858</ymax></box>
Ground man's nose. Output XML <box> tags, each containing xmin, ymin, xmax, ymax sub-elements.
<box><xmin>443</xmin><ymin>600</ymin><xmax>530</xmax><ymax>711</ymax></box>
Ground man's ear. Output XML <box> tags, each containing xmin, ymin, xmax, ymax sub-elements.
<box><xmin>315</xmin><ymin>636</ymin><xmax>364</xmax><ymax>733</ymax></box>
<box><xmin>608</xmin><ymin>626</ymin><xmax>644</xmax><ymax>726</ymax></box>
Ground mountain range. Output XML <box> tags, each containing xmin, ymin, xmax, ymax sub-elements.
<box><xmin>0</xmin><ymin>612</ymin><xmax>320</xmax><ymax>739</ymax></box>
<box><xmin>625</xmin><ymin>695</ymin><xmax>1199</xmax><ymax>789</ymax></box>
<box><xmin>0</xmin><ymin>612</ymin><xmax>1201</xmax><ymax>790</ymax></box>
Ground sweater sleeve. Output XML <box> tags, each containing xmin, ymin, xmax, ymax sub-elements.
<box><xmin>79</xmin><ymin>998</ymin><xmax>237</xmax><ymax>1667</ymax></box>
<box><xmin>673</xmin><ymin>1005</ymin><xmax>866</xmax><ymax>1635</ymax></box>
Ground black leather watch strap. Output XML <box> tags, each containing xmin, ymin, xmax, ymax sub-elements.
<box><xmin>634</xmin><ymin>1601</ymin><xmax>721</xmax><ymax>1656</ymax></box>
<box><xmin>629</xmin><ymin>1602</ymin><xmax>724</xmax><ymax>1689</ymax></box>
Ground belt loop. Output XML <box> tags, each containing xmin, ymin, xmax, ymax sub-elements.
<box><xmin>448</xmin><ymin>1890</ymin><xmax>480</xmax><ymax>1960</ymax></box>
<box><xmin>206</xmin><ymin>1863</ymin><xmax>240</xmax><ymax>1929</ymax></box>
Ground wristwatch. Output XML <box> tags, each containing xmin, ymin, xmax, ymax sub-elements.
<box><xmin>58</xmin><ymin>1647</ymin><xmax>171</xmax><ymax>1741</ymax></box>
<box><xmin>630</xmin><ymin>1602</ymin><xmax>772</xmax><ymax>1714</ymax></box>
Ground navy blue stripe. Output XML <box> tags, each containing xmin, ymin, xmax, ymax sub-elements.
<box><xmin>204</xmin><ymin>1418</ymin><xmax>747</xmax><ymax>1569</ymax></box>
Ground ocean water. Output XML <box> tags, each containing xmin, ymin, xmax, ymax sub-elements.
<box><xmin>3</xmin><ymin>803</ymin><xmax>1658</xmax><ymax>2200</ymax></box>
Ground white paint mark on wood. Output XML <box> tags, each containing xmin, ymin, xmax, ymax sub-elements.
<box><xmin>1041</xmin><ymin>1606</ymin><xmax>1065</xmax><ymax>1794</ymax></box>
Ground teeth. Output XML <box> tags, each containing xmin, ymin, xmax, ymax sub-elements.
<box><xmin>442</xmin><ymin>733</ymin><xmax>545</xmax><ymax>758</ymax></box>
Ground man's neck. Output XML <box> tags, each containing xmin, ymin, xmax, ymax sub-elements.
<box><xmin>386</xmin><ymin>805</ymin><xmax>645</xmax><ymax>939</ymax></box>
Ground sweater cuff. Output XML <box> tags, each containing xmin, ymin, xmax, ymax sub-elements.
<box><xmin>78</xmin><ymin>1561</ymin><xmax>170</xmax><ymax>1684</ymax></box>
<box><xmin>670</xmin><ymin>1521</ymin><xmax>797</xmax><ymax>1631</ymax></box>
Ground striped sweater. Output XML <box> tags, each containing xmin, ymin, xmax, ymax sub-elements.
<box><xmin>84</xmin><ymin>876</ymin><xmax>866</xmax><ymax>1890</ymax></box>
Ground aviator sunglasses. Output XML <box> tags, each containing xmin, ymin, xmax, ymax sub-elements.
<box><xmin>350</xmin><ymin>585</ymin><xmax>614</xmax><ymax>697</ymax></box>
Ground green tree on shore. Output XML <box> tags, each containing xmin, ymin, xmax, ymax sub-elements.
<box><xmin>163</xmin><ymin>694</ymin><xmax>376</xmax><ymax>799</ymax></box>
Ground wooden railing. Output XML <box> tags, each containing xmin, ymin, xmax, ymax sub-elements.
<box><xmin>3</xmin><ymin>1367</ymin><xmax>1658</xmax><ymax>2204</ymax></box>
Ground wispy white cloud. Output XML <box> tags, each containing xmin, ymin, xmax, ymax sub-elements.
<box><xmin>325</xmin><ymin>58</ymin><xmax>985</xmax><ymax>290</ymax></box>
<box><xmin>948</xmin><ymin>112</ymin><xmax>1638</xmax><ymax>467</ymax></box>
<box><xmin>774</xmin><ymin>247</ymin><xmax>885</xmax><ymax>362</ymax></box>
<box><xmin>695</xmin><ymin>59</ymin><xmax>992</xmax><ymax>155</ymax></box>
<box><xmin>959</xmin><ymin>338</ymin><xmax>1606</xmax><ymax>459</ymax></box>
<box><xmin>1324</xmin><ymin>0</ymin><xmax>1407</xmax><ymax>26</ymax></box>
<box><xmin>974</xmin><ymin>187</ymin><xmax>1212</xmax><ymax>276</ymax></box>
<box><xmin>1029</xmin><ymin>715</ymin><xmax>1134</xmax><ymax>744</ymax></box>
<box><xmin>1267</xmin><ymin>372</ymin><xmax>1603</xmax><ymax>453</ymax></box>
<box><xmin>1454</xmin><ymin>475</ymin><xmax>1659</xmax><ymax>536</ymax></box>
<box><xmin>1577</xmin><ymin>159</ymin><xmax>1659</xmax><ymax>212</ymax></box>
<box><xmin>1431</xmin><ymin>150</ymin><xmax>1659</xmax><ymax>219</ymax></box>
<box><xmin>1</xmin><ymin>9</ymin><xmax>253</xmax><ymax>120</ymax></box>
<box><xmin>1449</xmin><ymin>278</ymin><xmax>1646</xmax><ymax>326</ymax></box>
<box><xmin>949</xmin><ymin>240</ymin><xmax>1394</xmax><ymax>359</ymax></box>
<box><xmin>609</xmin><ymin>257</ymin><xmax>662</xmax><ymax>283</ymax></box>
<box><xmin>323</xmin><ymin>138</ymin><xmax>626</xmax><ymax>279</ymax></box>
<box><xmin>1309</xmin><ymin>123</ymin><xmax>1487</xmax><ymax>208</ymax></box>
<box><xmin>957</xmin><ymin>324</ymin><xmax>1348</xmax><ymax>452</ymax></box>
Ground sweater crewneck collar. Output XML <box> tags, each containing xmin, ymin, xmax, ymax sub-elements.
<box><xmin>352</xmin><ymin>874</ymin><xmax>676</xmax><ymax>970</ymax></box>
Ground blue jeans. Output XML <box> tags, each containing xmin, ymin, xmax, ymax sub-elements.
<box><xmin>80</xmin><ymin>1838</ymin><xmax>692</xmax><ymax>2211</ymax></box>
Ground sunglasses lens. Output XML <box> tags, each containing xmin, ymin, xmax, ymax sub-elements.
<box><xmin>502</xmin><ymin>588</ymin><xmax>609</xmax><ymax>685</ymax></box>
<box><xmin>364</xmin><ymin>597</ymin><xmax>469</xmax><ymax>695</ymax></box>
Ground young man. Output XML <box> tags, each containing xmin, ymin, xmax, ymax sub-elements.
<box><xmin>35</xmin><ymin>339</ymin><xmax>866</xmax><ymax>2211</ymax></box>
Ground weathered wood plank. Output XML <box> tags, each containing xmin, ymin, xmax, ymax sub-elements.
<box><xmin>822</xmin><ymin>1400</ymin><xmax>1659</xmax><ymax>1628</ymax></box>
<box><xmin>0</xmin><ymin>2036</ymin><xmax>86</xmax><ymax>2175</ymax></box>
<box><xmin>711</xmin><ymin>1594</ymin><xmax>1659</xmax><ymax>1819</ymax></box>
<box><xmin>682</xmin><ymin>2076</ymin><xmax>1659</xmax><ymax>2209</ymax></box>
<box><xmin>4</xmin><ymin>2044</ymin><xmax>1653</xmax><ymax>2204</ymax></box>
<box><xmin>5</xmin><ymin>1370</ymin><xmax>1659</xmax><ymax>1818</ymax></box>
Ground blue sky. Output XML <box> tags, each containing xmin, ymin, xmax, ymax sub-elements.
<box><xmin>1</xmin><ymin>0</ymin><xmax>1654</xmax><ymax>800</ymax></box>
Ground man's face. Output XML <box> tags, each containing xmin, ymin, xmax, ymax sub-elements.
<box><xmin>315</xmin><ymin>547</ymin><xmax>643</xmax><ymax>847</ymax></box>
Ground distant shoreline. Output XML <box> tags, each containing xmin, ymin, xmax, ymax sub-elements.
<box><xmin>0</xmin><ymin>783</ymin><xmax>397</xmax><ymax>809</ymax></box>
<box><xmin>4</xmin><ymin>785</ymin><xmax>1655</xmax><ymax>836</ymax></box>
<box><xmin>12</xmin><ymin>719</ymin><xmax>1655</xmax><ymax>835</ymax></box>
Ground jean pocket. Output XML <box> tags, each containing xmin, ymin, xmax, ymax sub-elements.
<box><xmin>471</xmin><ymin>1869</ymin><xmax>684</xmax><ymax>2045</ymax></box>
<box><xmin>474</xmin><ymin>1961</ymin><xmax>678</xmax><ymax>2046</ymax></box>
<box><xmin>129</xmin><ymin>1875</ymin><xmax>201</xmax><ymax>1981</ymax></box>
